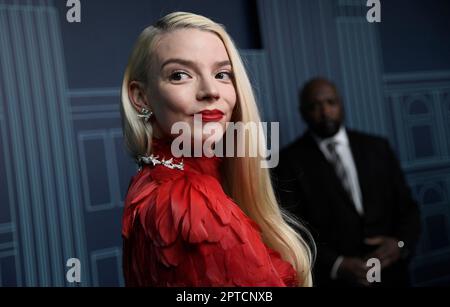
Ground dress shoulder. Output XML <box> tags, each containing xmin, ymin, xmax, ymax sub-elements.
<box><xmin>122</xmin><ymin>167</ymin><xmax>296</xmax><ymax>286</ymax></box>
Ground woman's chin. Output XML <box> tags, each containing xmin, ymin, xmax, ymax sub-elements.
<box><xmin>196</xmin><ymin>133</ymin><xmax>225</xmax><ymax>145</ymax></box>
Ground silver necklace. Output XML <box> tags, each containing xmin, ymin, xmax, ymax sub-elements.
<box><xmin>138</xmin><ymin>154</ymin><xmax>184</xmax><ymax>170</ymax></box>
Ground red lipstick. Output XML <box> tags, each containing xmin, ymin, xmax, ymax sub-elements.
<box><xmin>196</xmin><ymin>109</ymin><xmax>224</xmax><ymax>122</ymax></box>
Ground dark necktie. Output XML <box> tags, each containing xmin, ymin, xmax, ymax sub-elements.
<box><xmin>326</xmin><ymin>141</ymin><xmax>354</xmax><ymax>203</ymax></box>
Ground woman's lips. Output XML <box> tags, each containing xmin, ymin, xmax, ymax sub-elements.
<box><xmin>196</xmin><ymin>109</ymin><xmax>224</xmax><ymax>122</ymax></box>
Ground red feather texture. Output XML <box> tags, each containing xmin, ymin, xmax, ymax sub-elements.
<box><xmin>122</xmin><ymin>138</ymin><xmax>299</xmax><ymax>287</ymax></box>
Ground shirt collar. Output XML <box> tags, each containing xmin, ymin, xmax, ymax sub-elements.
<box><xmin>312</xmin><ymin>125</ymin><xmax>349</xmax><ymax>147</ymax></box>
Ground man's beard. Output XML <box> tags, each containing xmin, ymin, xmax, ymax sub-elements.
<box><xmin>310</xmin><ymin>119</ymin><xmax>341</xmax><ymax>139</ymax></box>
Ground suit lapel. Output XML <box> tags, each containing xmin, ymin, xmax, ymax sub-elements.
<box><xmin>347</xmin><ymin>131</ymin><xmax>370</xmax><ymax>214</ymax></box>
<box><xmin>302</xmin><ymin>132</ymin><xmax>361</xmax><ymax>216</ymax></box>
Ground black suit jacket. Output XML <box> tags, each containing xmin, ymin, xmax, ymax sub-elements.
<box><xmin>274</xmin><ymin>129</ymin><xmax>421</xmax><ymax>286</ymax></box>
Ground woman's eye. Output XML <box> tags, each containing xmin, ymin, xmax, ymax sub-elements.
<box><xmin>216</xmin><ymin>71</ymin><xmax>233</xmax><ymax>80</ymax></box>
<box><xmin>169</xmin><ymin>72</ymin><xmax>190</xmax><ymax>81</ymax></box>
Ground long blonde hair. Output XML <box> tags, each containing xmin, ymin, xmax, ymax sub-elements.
<box><xmin>120</xmin><ymin>12</ymin><xmax>315</xmax><ymax>286</ymax></box>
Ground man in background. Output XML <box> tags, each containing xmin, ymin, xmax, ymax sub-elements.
<box><xmin>275</xmin><ymin>77</ymin><xmax>421</xmax><ymax>286</ymax></box>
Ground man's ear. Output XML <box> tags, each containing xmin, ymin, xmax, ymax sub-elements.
<box><xmin>128</xmin><ymin>81</ymin><xmax>151</xmax><ymax>112</ymax></box>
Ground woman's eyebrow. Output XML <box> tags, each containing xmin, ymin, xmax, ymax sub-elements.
<box><xmin>160</xmin><ymin>58</ymin><xmax>231</xmax><ymax>71</ymax></box>
<box><xmin>160</xmin><ymin>58</ymin><xmax>194</xmax><ymax>70</ymax></box>
<box><xmin>214</xmin><ymin>60</ymin><xmax>232</xmax><ymax>69</ymax></box>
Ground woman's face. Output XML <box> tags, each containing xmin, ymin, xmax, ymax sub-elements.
<box><xmin>147</xmin><ymin>28</ymin><xmax>237</xmax><ymax>142</ymax></box>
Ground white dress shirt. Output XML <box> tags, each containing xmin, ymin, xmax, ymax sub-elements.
<box><xmin>312</xmin><ymin>126</ymin><xmax>364</xmax><ymax>279</ymax></box>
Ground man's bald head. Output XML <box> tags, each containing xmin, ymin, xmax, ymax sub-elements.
<box><xmin>299</xmin><ymin>77</ymin><xmax>344</xmax><ymax>138</ymax></box>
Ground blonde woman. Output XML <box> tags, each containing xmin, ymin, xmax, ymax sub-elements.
<box><xmin>121</xmin><ymin>12</ymin><xmax>314</xmax><ymax>287</ymax></box>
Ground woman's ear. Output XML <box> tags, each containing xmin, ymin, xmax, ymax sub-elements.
<box><xmin>128</xmin><ymin>81</ymin><xmax>151</xmax><ymax>112</ymax></box>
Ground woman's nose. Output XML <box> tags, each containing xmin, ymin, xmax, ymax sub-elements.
<box><xmin>196</xmin><ymin>78</ymin><xmax>220</xmax><ymax>102</ymax></box>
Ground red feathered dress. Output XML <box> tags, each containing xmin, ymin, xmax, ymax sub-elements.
<box><xmin>122</xmin><ymin>138</ymin><xmax>299</xmax><ymax>287</ymax></box>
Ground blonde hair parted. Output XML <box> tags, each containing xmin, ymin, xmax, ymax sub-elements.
<box><xmin>120</xmin><ymin>11</ymin><xmax>314</xmax><ymax>286</ymax></box>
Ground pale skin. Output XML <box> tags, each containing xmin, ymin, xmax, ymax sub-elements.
<box><xmin>128</xmin><ymin>28</ymin><xmax>237</xmax><ymax>143</ymax></box>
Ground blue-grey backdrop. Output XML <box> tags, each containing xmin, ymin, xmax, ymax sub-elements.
<box><xmin>0</xmin><ymin>0</ymin><xmax>449</xmax><ymax>286</ymax></box>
